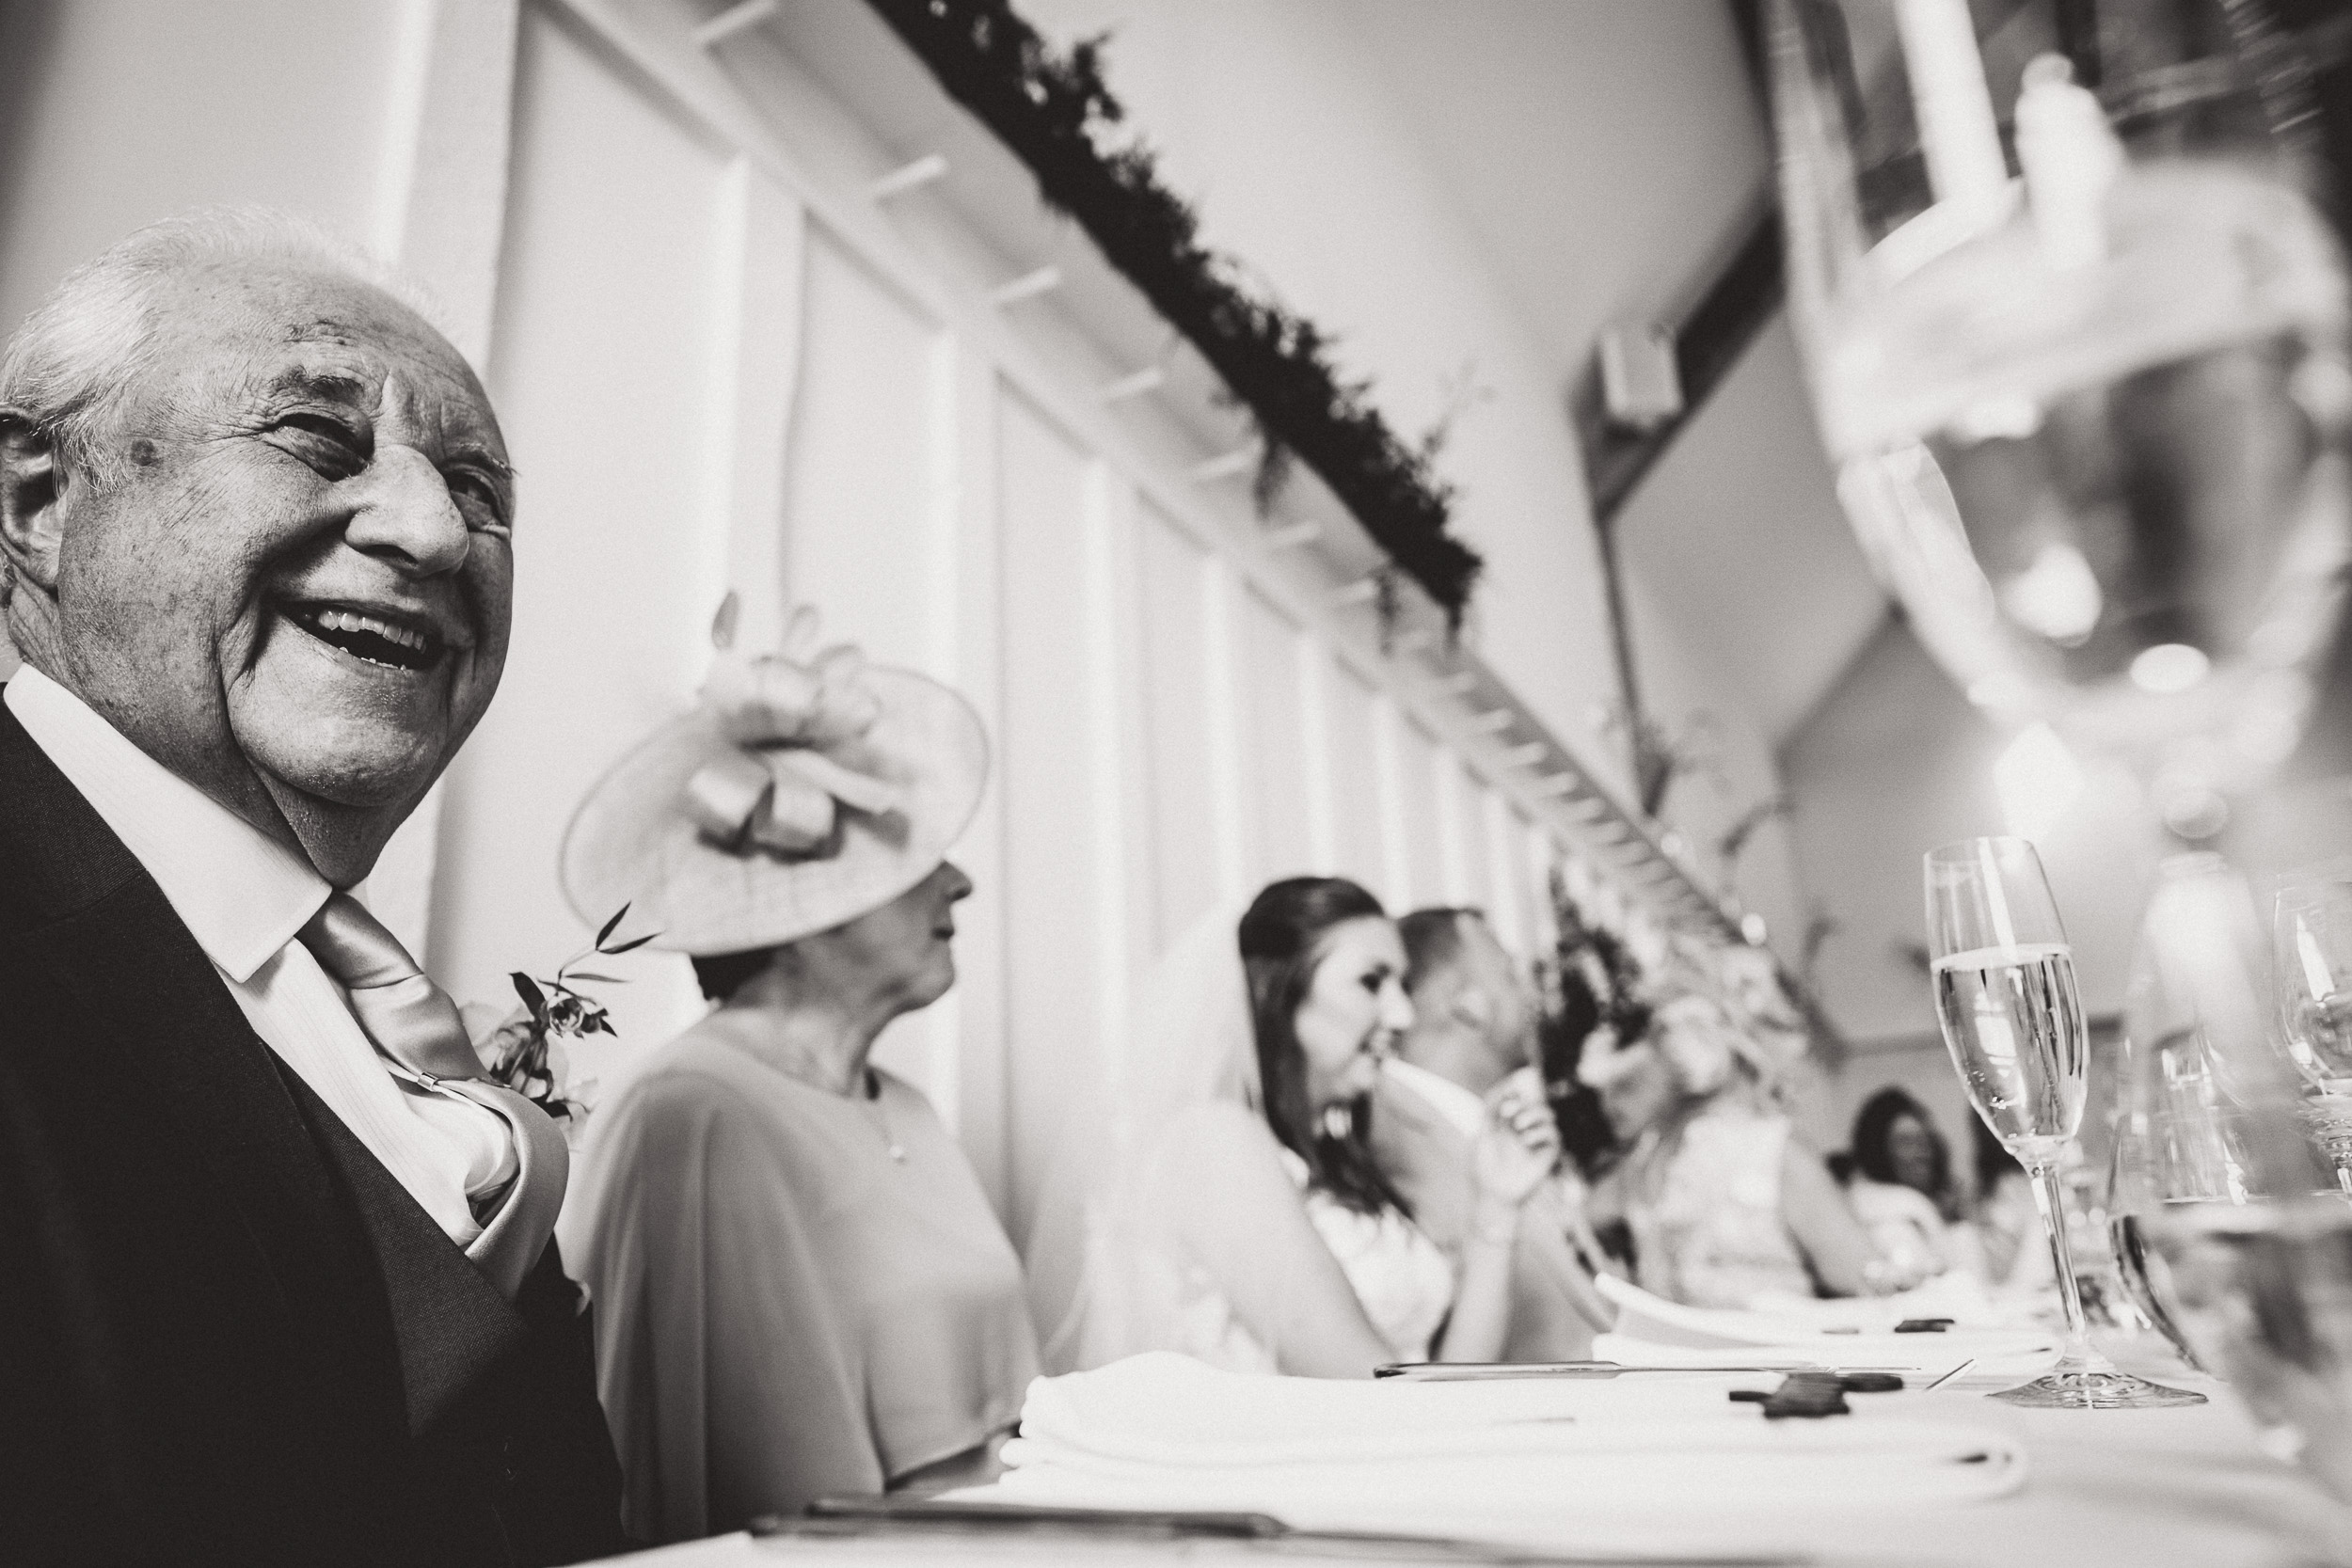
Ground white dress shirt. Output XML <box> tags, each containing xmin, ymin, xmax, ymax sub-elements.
<box><xmin>1381</xmin><ymin>1055</ymin><xmax>1488</xmax><ymax>1139</ymax></box>
<box><xmin>7</xmin><ymin>665</ymin><xmax>512</xmax><ymax>1243</ymax></box>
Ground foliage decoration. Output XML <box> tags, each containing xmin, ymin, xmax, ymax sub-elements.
<box><xmin>865</xmin><ymin>0</ymin><xmax>1484</xmax><ymax>626</ymax></box>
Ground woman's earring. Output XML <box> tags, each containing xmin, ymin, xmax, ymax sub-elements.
<box><xmin>1321</xmin><ymin>1101</ymin><xmax>1355</xmax><ymax>1141</ymax></box>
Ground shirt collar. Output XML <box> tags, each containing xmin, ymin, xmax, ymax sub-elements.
<box><xmin>1382</xmin><ymin>1056</ymin><xmax>1489</xmax><ymax>1139</ymax></box>
<box><xmin>6</xmin><ymin>665</ymin><xmax>330</xmax><ymax>981</ymax></box>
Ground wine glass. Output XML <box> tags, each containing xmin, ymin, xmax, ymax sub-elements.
<box><xmin>1926</xmin><ymin>836</ymin><xmax>2203</xmax><ymax>1406</ymax></box>
<box><xmin>2272</xmin><ymin>860</ymin><xmax>2352</xmax><ymax>1192</ymax></box>
<box><xmin>2111</xmin><ymin>853</ymin><xmax>2352</xmax><ymax>1495</ymax></box>
<box><xmin>1766</xmin><ymin>0</ymin><xmax>2352</xmax><ymax>841</ymax></box>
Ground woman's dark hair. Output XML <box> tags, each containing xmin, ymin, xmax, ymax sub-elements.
<box><xmin>691</xmin><ymin>946</ymin><xmax>776</xmax><ymax>1003</ymax></box>
<box><xmin>1238</xmin><ymin>876</ymin><xmax>1407</xmax><ymax>1216</ymax></box>
<box><xmin>1851</xmin><ymin>1086</ymin><xmax>1954</xmax><ymax>1209</ymax></box>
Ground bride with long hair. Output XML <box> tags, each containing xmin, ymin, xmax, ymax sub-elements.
<box><xmin>1028</xmin><ymin>876</ymin><xmax>1564</xmax><ymax>1377</ymax></box>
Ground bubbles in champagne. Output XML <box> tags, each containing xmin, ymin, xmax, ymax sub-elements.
<box><xmin>1931</xmin><ymin>942</ymin><xmax>2087</xmax><ymax>1168</ymax></box>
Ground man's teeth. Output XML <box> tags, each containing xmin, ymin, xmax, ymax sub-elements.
<box><xmin>311</xmin><ymin>608</ymin><xmax>430</xmax><ymax>654</ymax></box>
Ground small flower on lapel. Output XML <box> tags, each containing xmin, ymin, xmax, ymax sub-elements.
<box><xmin>478</xmin><ymin>904</ymin><xmax>654</xmax><ymax>1127</ymax></box>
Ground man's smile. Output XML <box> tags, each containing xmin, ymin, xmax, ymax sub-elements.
<box><xmin>277</xmin><ymin>596</ymin><xmax>460</xmax><ymax>674</ymax></box>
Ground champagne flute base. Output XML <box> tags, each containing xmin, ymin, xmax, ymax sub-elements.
<box><xmin>1989</xmin><ymin>1369</ymin><xmax>2207</xmax><ymax>1409</ymax></box>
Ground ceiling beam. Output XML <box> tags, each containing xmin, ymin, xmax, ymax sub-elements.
<box><xmin>1572</xmin><ymin>201</ymin><xmax>1784</xmax><ymax>528</ymax></box>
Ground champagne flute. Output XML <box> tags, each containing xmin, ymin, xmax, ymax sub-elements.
<box><xmin>1927</xmin><ymin>836</ymin><xmax>2203</xmax><ymax>1406</ymax></box>
<box><xmin>2272</xmin><ymin>861</ymin><xmax>2352</xmax><ymax>1192</ymax></box>
<box><xmin>1767</xmin><ymin>0</ymin><xmax>2352</xmax><ymax>841</ymax></box>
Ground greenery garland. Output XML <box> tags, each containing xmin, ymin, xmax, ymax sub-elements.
<box><xmin>865</xmin><ymin>0</ymin><xmax>1484</xmax><ymax>626</ymax></box>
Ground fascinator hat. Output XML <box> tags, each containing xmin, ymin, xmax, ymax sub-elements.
<box><xmin>560</xmin><ymin>603</ymin><xmax>988</xmax><ymax>955</ymax></box>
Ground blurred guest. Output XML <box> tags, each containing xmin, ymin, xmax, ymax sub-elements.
<box><xmin>1963</xmin><ymin>1112</ymin><xmax>2051</xmax><ymax>1292</ymax></box>
<box><xmin>1844</xmin><ymin>1087</ymin><xmax>1974</xmax><ymax>1281</ymax></box>
<box><xmin>1371</xmin><ymin>908</ymin><xmax>1614</xmax><ymax>1357</ymax></box>
<box><xmin>0</xmin><ymin>211</ymin><xmax>622</xmax><ymax>1566</ymax></box>
<box><xmin>1028</xmin><ymin>878</ymin><xmax>1561</xmax><ymax>1377</ymax></box>
<box><xmin>1583</xmin><ymin>994</ymin><xmax>1916</xmax><ymax>1307</ymax></box>
<box><xmin>559</xmin><ymin>633</ymin><xmax>1036</xmax><ymax>1542</ymax></box>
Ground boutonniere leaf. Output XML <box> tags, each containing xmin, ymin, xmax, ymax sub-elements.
<box><xmin>511</xmin><ymin>970</ymin><xmax>549</xmax><ymax>1027</ymax></box>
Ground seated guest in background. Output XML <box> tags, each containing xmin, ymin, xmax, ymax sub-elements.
<box><xmin>1582</xmin><ymin>992</ymin><xmax>1917</xmax><ymax>1307</ymax></box>
<box><xmin>0</xmin><ymin>210</ymin><xmax>623</xmax><ymax>1565</ymax></box>
<box><xmin>1372</xmin><ymin>908</ymin><xmax>1615</xmax><ymax>1357</ymax></box>
<box><xmin>1029</xmin><ymin>877</ymin><xmax>1563</xmax><ymax>1376</ymax></box>
<box><xmin>559</xmin><ymin>631</ymin><xmax>1037</xmax><ymax>1542</ymax></box>
<box><xmin>1963</xmin><ymin>1111</ymin><xmax>2052</xmax><ymax>1293</ymax></box>
<box><xmin>1844</xmin><ymin>1086</ymin><xmax>1978</xmax><ymax>1282</ymax></box>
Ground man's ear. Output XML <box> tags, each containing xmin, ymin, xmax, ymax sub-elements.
<box><xmin>0</xmin><ymin>414</ymin><xmax>66</xmax><ymax>592</ymax></box>
<box><xmin>1451</xmin><ymin>983</ymin><xmax>1495</xmax><ymax>1031</ymax></box>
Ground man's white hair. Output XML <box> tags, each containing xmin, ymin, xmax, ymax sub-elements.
<box><xmin>0</xmin><ymin>207</ymin><xmax>446</xmax><ymax>487</ymax></box>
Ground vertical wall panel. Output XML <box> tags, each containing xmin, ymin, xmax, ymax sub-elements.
<box><xmin>1439</xmin><ymin>761</ymin><xmax>1495</xmax><ymax>915</ymax></box>
<box><xmin>1482</xmin><ymin>789</ymin><xmax>1529</xmax><ymax>953</ymax></box>
<box><xmin>780</xmin><ymin>229</ymin><xmax>948</xmax><ymax>674</ymax></box>
<box><xmin>434</xmin><ymin>3</ymin><xmax>728</xmax><ymax>1051</ymax></box>
<box><xmin>997</xmin><ymin>392</ymin><xmax>1111</xmax><ymax>1238</ymax></box>
<box><xmin>1392</xmin><ymin>719</ymin><xmax>1447</xmax><ymax>911</ymax></box>
<box><xmin>1237</xmin><ymin>591</ymin><xmax>1316</xmax><ymax>890</ymax></box>
<box><xmin>1136</xmin><ymin>509</ymin><xmax>1223</xmax><ymax>952</ymax></box>
<box><xmin>1323</xmin><ymin>667</ymin><xmax>1389</xmax><ymax>898</ymax></box>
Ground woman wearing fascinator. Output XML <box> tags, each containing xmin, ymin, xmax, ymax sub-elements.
<box><xmin>1027</xmin><ymin>876</ymin><xmax>1565</xmax><ymax>1378</ymax></box>
<box><xmin>557</xmin><ymin>609</ymin><xmax>1037</xmax><ymax>1544</ymax></box>
<box><xmin>1580</xmin><ymin>989</ymin><xmax>1915</xmax><ymax>1308</ymax></box>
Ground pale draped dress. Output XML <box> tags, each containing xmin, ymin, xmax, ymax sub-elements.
<box><xmin>564</xmin><ymin>1022</ymin><xmax>1040</xmax><ymax>1544</ymax></box>
<box><xmin>1623</xmin><ymin>1107</ymin><xmax>1817</xmax><ymax>1308</ymax></box>
<box><xmin>1849</xmin><ymin>1177</ymin><xmax>1955</xmax><ymax>1281</ymax></box>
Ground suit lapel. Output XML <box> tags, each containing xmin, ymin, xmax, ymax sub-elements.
<box><xmin>0</xmin><ymin>704</ymin><xmax>526</xmax><ymax>1436</ymax></box>
<box><xmin>289</xmin><ymin>1072</ymin><xmax>529</xmax><ymax>1434</ymax></box>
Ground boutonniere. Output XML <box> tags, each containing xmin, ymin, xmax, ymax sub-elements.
<box><xmin>475</xmin><ymin>905</ymin><xmax>655</xmax><ymax>1127</ymax></box>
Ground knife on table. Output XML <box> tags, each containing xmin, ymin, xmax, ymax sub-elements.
<box><xmin>758</xmin><ymin>1497</ymin><xmax>1811</xmax><ymax>1566</ymax></box>
<box><xmin>1375</xmin><ymin>1361</ymin><xmax>1915</xmax><ymax>1381</ymax></box>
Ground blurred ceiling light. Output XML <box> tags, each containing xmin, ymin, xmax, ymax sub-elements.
<box><xmin>1998</xmin><ymin>542</ymin><xmax>2102</xmax><ymax>643</ymax></box>
<box><xmin>2130</xmin><ymin>642</ymin><xmax>2211</xmax><ymax>694</ymax></box>
<box><xmin>1994</xmin><ymin>721</ymin><xmax>2085</xmax><ymax>840</ymax></box>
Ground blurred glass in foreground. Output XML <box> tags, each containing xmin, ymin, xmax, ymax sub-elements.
<box><xmin>1768</xmin><ymin>0</ymin><xmax>2352</xmax><ymax>840</ymax></box>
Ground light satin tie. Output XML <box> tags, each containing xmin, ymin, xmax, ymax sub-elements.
<box><xmin>298</xmin><ymin>891</ymin><xmax>568</xmax><ymax>1300</ymax></box>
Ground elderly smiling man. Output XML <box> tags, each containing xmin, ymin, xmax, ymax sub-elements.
<box><xmin>0</xmin><ymin>212</ymin><xmax>624</xmax><ymax>1566</ymax></box>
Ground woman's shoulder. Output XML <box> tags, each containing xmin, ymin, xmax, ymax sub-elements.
<box><xmin>614</xmin><ymin>1028</ymin><xmax>773</xmax><ymax>1116</ymax></box>
<box><xmin>867</xmin><ymin>1065</ymin><xmax>947</xmax><ymax>1121</ymax></box>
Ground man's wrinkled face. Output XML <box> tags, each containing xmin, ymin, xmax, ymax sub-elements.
<box><xmin>52</xmin><ymin>262</ymin><xmax>512</xmax><ymax>835</ymax></box>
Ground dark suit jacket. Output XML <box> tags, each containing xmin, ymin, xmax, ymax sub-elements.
<box><xmin>0</xmin><ymin>700</ymin><xmax>627</xmax><ymax>1567</ymax></box>
<box><xmin>1369</xmin><ymin>1066</ymin><xmax>1600</xmax><ymax>1362</ymax></box>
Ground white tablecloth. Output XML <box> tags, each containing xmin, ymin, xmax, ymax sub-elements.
<box><xmin>597</xmin><ymin>1364</ymin><xmax>2352</xmax><ymax>1566</ymax></box>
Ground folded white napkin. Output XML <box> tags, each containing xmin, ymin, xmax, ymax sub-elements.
<box><xmin>987</xmin><ymin>1352</ymin><xmax>2027</xmax><ymax>1542</ymax></box>
<box><xmin>1595</xmin><ymin>1275</ymin><xmax>2061</xmax><ymax>1385</ymax></box>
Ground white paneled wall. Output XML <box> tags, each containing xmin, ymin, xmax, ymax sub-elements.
<box><xmin>414</xmin><ymin>0</ymin><xmax>1579</xmax><ymax>1235</ymax></box>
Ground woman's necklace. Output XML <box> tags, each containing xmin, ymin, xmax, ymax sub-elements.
<box><xmin>860</xmin><ymin>1069</ymin><xmax>907</xmax><ymax>1163</ymax></box>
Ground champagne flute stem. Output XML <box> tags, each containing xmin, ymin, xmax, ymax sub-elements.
<box><xmin>2026</xmin><ymin>1159</ymin><xmax>2103</xmax><ymax>1372</ymax></box>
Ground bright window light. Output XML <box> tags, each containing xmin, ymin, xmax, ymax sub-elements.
<box><xmin>1994</xmin><ymin>722</ymin><xmax>2085</xmax><ymax>840</ymax></box>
